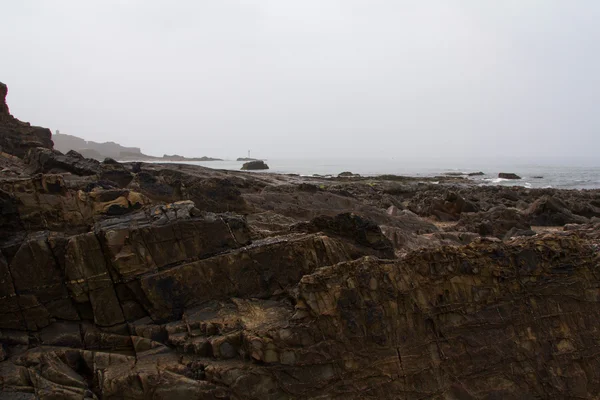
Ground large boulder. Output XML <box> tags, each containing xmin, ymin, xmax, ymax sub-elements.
<box><xmin>241</xmin><ymin>160</ymin><xmax>269</xmax><ymax>170</ymax></box>
<box><xmin>498</xmin><ymin>172</ymin><xmax>521</xmax><ymax>180</ymax></box>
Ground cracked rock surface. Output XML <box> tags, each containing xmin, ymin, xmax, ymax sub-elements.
<box><xmin>2</xmin><ymin>82</ymin><xmax>600</xmax><ymax>399</ymax></box>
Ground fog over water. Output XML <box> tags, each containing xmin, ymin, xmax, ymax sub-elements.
<box><xmin>2</xmin><ymin>1</ymin><xmax>599</xmax><ymax>164</ymax></box>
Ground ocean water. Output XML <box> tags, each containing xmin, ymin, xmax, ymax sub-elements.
<box><xmin>167</xmin><ymin>158</ymin><xmax>600</xmax><ymax>190</ymax></box>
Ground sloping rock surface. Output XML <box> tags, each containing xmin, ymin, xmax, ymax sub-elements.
<box><xmin>2</xmin><ymin>82</ymin><xmax>600</xmax><ymax>399</ymax></box>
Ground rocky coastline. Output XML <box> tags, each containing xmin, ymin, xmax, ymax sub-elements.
<box><xmin>53</xmin><ymin>132</ymin><xmax>222</xmax><ymax>162</ymax></box>
<box><xmin>1</xmin><ymin>82</ymin><xmax>600</xmax><ymax>399</ymax></box>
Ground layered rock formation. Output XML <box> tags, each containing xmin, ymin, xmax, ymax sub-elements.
<box><xmin>2</xmin><ymin>82</ymin><xmax>600</xmax><ymax>399</ymax></box>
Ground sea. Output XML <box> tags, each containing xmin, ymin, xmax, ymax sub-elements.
<box><xmin>159</xmin><ymin>158</ymin><xmax>600</xmax><ymax>190</ymax></box>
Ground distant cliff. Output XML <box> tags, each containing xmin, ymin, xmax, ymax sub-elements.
<box><xmin>53</xmin><ymin>132</ymin><xmax>221</xmax><ymax>161</ymax></box>
<box><xmin>53</xmin><ymin>132</ymin><xmax>143</xmax><ymax>159</ymax></box>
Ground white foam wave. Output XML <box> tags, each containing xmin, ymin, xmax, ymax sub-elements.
<box><xmin>484</xmin><ymin>178</ymin><xmax>509</xmax><ymax>183</ymax></box>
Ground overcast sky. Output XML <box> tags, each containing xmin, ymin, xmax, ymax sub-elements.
<box><xmin>2</xmin><ymin>1</ymin><xmax>599</xmax><ymax>161</ymax></box>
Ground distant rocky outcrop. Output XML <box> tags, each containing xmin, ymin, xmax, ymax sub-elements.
<box><xmin>499</xmin><ymin>172</ymin><xmax>521</xmax><ymax>180</ymax></box>
<box><xmin>443</xmin><ymin>172</ymin><xmax>465</xmax><ymax>176</ymax></box>
<box><xmin>162</xmin><ymin>154</ymin><xmax>222</xmax><ymax>161</ymax></box>
<box><xmin>53</xmin><ymin>132</ymin><xmax>143</xmax><ymax>160</ymax></box>
<box><xmin>241</xmin><ymin>160</ymin><xmax>269</xmax><ymax>170</ymax></box>
<box><xmin>338</xmin><ymin>171</ymin><xmax>361</xmax><ymax>177</ymax></box>
<box><xmin>53</xmin><ymin>132</ymin><xmax>222</xmax><ymax>162</ymax></box>
<box><xmin>237</xmin><ymin>157</ymin><xmax>258</xmax><ymax>161</ymax></box>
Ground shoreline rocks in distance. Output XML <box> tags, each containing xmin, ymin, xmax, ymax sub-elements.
<box><xmin>241</xmin><ymin>160</ymin><xmax>269</xmax><ymax>170</ymax></box>
<box><xmin>443</xmin><ymin>172</ymin><xmax>466</xmax><ymax>176</ymax></box>
<box><xmin>237</xmin><ymin>157</ymin><xmax>259</xmax><ymax>161</ymax></box>
<box><xmin>442</xmin><ymin>171</ymin><xmax>485</xmax><ymax>177</ymax></box>
<box><xmin>338</xmin><ymin>171</ymin><xmax>361</xmax><ymax>178</ymax></box>
<box><xmin>499</xmin><ymin>172</ymin><xmax>522</xmax><ymax>180</ymax></box>
<box><xmin>161</xmin><ymin>154</ymin><xmax>223</xmax><ymax>162</ymax></box>
<box><xmin>52</xmin><ymin>131</ymin><xmax>222</xmax><ymax>162</ymax></box>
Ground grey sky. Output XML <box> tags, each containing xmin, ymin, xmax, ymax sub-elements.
<box><xmin>2</xmin><ymin>1</ymin><xmax>599</xmax><ymax>161</ymax></box>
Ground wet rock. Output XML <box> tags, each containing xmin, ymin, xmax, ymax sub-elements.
<box><xmin>241</xmin><ymin>160</ymin><xmax>269</xmax><ymax>170</ymax></box>
<box><xmin>498</xmin><ymin>172</ymin><xmax>521</xmax><ymax>180</ymax></box>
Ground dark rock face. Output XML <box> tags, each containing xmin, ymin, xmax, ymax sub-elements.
<box><xmin>24</xmin><ymin>147</ymin><xmax>101</xmax><ymax>176</ymax></box>
<box><xmin>241</xmin><ymin>160</ymin><xmax>269</xmax><ymax>170</ymax></box>
<box><xmin>3</xmin><ymin>82</ymin><xmax>600</xmax><ymax>399</ymax></box>
<box><xmin>0</xmin><ymin>82</ymin><xmax>54</xmax><ymax>158</ymax></box>
<box><xmin>498</xmin><ymin>172</ymin><xmax>521</xmax><ymax>180</ymax></box>
<box><xmin>0</xmin><ymin>81</ymin><xmax>9</xmax><ymax>115</ymax></box>
<box><xmin>3</xmin><ymin>233</ymin><xmax>600</xmax><ymax>399</ymax></box>
<box><xmin>294</xmin><ymin>235</ymin><xmax>600</xmax><ymax>398</ymax></box>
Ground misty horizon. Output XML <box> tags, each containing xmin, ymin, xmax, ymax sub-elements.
<box><xmin>3</xmin><ymin>1</ymin><xmax>599</xmax><ymax>162</ymax></box>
